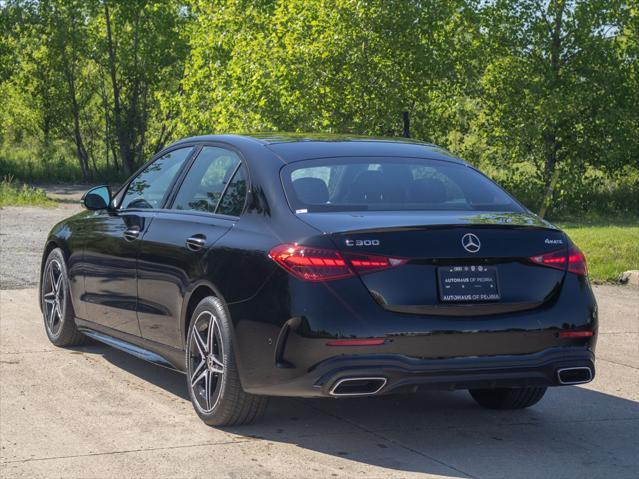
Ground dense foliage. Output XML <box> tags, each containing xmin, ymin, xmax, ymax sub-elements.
<box><xmin>1</xmin><ymin>0</ymin><xmax>637</xmax><ymax>219</ymax></box>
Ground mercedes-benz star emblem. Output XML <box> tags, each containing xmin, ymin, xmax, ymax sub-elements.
<box><xmin>461</xmin><ymin>233</ymin><xmax>481</xmax><ymax>253</ymax></box>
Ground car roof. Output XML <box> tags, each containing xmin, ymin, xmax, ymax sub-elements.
<box><xmin>171</xmin><ymin>133</ymin><xmax>467</xmax><ymax>165</ymax></box>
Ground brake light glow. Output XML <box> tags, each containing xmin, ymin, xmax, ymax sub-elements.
<box><xmin>529</xmin><ymin>245</ymin><xmax>588</xmax><ymax>276</ymax></box>
<box><xmin>268</xmin><ymin>244</ymin><xmax>407</xmax><ymax>282</ymax></box>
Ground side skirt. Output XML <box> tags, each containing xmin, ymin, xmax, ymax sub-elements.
<box><xmin>76</xmin><ymin>317</ymin><xmax>186</xmax><ymax>372</ymax></box>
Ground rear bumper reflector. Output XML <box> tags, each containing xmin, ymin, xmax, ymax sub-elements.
<box><xmin>559</xmin><ymin>331</ymin><xmax>594</xmax><ymax>338</ymax></box>
<box><xmin>326</xmin><ymin>339</ymin><xmax>386</xmax><ymax>347</ymax></box>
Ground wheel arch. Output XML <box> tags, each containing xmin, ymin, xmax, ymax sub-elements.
<box><xmin>180</xmin><ymin>280</ymin><xmax>230</xmax><ymax>348</ymax></box>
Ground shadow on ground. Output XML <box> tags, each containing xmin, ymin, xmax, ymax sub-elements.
<box><xmin>73</xmin><ymin>341</ymin><xmax>639</xmax><ymax>478</ymax></box>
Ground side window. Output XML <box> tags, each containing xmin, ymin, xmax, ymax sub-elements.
<box><xmin>217</xmin><ymin>164</ymin><xmax>247</xmax><ymax>217</ymax></box>
<box><xmin>171</xmin><ymin>147</ymin><xmax>240</xmax><ymax>213</ymax></box>
<box><xmin>121</xmin><ymin>147</ymin><xmax>193</xmax><ymax>209</ymax></box>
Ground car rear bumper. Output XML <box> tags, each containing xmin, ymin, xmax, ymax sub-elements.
<box><xmin>243</xmin><ymin>347</ymin><xmax>595</xmax><ymax>397</ymax></box>
<box><xmin>230</xmin><ymin>269</ymin><xmax>598</xmax><ymax>396</ymax></box>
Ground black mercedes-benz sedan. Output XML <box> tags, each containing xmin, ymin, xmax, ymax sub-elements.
<box><xmin>39</xmin><ymin>134</ymin><xmax>597</xmax><ymax>426</ymax></box>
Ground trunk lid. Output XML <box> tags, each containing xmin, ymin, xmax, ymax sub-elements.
<box><xmin>298</xmin><ymin>211</ymin><xmax>567</xmax><ymax>315</ymax></box>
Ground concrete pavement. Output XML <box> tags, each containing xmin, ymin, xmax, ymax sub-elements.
<box><xmin>1</xmin><ymin>197</ymin><xmax>638</xmax><ymax>478</ymax></box>
<box><xmin>1</xmin><ymin>285</ymin><xmax>637</xmax><ymax>478</ymax></box>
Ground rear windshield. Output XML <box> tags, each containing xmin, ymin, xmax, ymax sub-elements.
<box><xmin>281</xmin><ymin>157</ymin><xmax>524</xmax><ymax>213</ymax></box>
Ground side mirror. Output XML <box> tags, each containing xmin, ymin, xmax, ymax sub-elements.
<box><xmin>82</xmin><ymin>185</ymin><xmax>112</xmax><ymax>211</ymax></box>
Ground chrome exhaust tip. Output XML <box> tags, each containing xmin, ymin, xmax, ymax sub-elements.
<box><xmin>557</xmin><ymin>366</ymin><xmax>593</xmax><ymax>385</ymax></box>
<box><xmin>329</xmin><ymin>377</ymin><xmax>387</xmax><ymax>396</ymax></box>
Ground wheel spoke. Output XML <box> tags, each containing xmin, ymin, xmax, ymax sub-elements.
<box><xmin>54</xmin><ymin>274</ymin><xmax>63</xmax><ymax>295</ymax></box>
<box><xmin>48</xmin><ymin>266</ymin><xmax>55</xmax><ymax>293</ymax></box>
<box><xmin>193</xmin><ymin>327</ymin><xmax>207</xmax><ymax>358</ymax></box>
<box><xmin>207</xmin><ymin>369</ymin><xmax>218</xmax><ymax>410</ymax></box>
<box><xmin>204</xmin><ymin>370</ymin><xmax>211</xmax><ymax>411</ymax></box>
<box><xmin>54</xmin><ymin>302</ymin><xmax>61</xmax><ymax>324</ymax></box>
<box><xmin>210</xmin><ymin>353</ymin><xmax>224</xmax><ymax>369</ymax></box>
<box><xmin>190</xmin><ymin>361</ymin><xmax>206</xmax><ymax>388</ymax></box>
<box><xmin>47</xmin><ymin>301</ymin><xmax>56</xmax><ymax>328</ymax></box>
<box><xmin>207</xmin><ymin>315</ymin><xmax>216</xmax><ymax>355</ymax></box>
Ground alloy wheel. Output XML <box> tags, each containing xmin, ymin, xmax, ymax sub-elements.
<box><xmin>42</xmin><ymin>259</ymin><xmax>65</xmax><ymax>336</ymax></box>
<box><xmin>188</xmin><ymin>311</ymin><xmax>225</xmax><ymax>413</ymax></box>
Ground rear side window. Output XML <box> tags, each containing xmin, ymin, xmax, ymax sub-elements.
<box><xmin>171</xmin><ymin>147</ymin><xmax>240</xmax><ymax>213</ymax></box>
<box><xmin>121</xmin><ymin>147</ymin><xmax>193</xmax><ymax>209</ymax></box>
<box><xmin>282</xmin><ymin>157</ymin><xmax>523</xmax><ymax>213</ymax></box>
<box><xmin>217</xmin><ymin>164</ymin><xmax>248</xmax><ymax>216</ymax></box>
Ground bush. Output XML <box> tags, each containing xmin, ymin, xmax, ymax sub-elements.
<box><xmin>482</xmin><ymin>163</ymin><xmax>639</xmax><ymax>222</ymax></box>
<box><xmin>0</xmin><ymin>175</ymin><xmax>55</xmax><ymax>207</ymax></box>
<box><xmin>0</xmin><ymin>144</ymin><xmax>126</xmax><ymax>184</ymax></box>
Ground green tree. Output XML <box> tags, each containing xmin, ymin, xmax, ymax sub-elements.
<box><xmin>46</xmin><ymin>0</ymin><xmax>97</xmax><ymax>179</ymax></box>
<box><xmin>617</xmin><ymin>2</ymin><xmax>639</xmax><ymax>169</ymax></box>
<box><xmin>1</xmin><ymin>1</ymin><xmax>66</xmax><ymax>157</ymax></box>
<box><xmin>178</xmin><ymin>0</ymin><xmax>480</xmax><ymax>140</ymax></box>
<box><xmin>477</xmin><ymin>0</ymin><xmax>632</xmax><ymax>217</ymax></box>
<box><xmin>1</xmin><ymin>0</ymin><xmax>189</xmax><ymax>178</ymax></box>
<box><xmin>97</xmin><ymin>0</ymin><xmax>189</xmax><ymax>174</ymax></box>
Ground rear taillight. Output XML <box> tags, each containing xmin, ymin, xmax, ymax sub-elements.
<box><xmin>567</xmin><ymin>245</ymin><xmax>588</xmax><ymax>276</ymax></box>
<box><xmin>529</xmin><ymin>245</ymin><xmax>588</xmax><ymax>276</ymax></box>
<box><xmin>269</xmin><ymin>244</ymin><xmax>351</xmax><ymax>281</ymax></box>
<box><xmin>347</xmin><ymin>252</ymin><xmax>407</xmax><ymax>274</ymax></box>
<box><xmin>268</xmin><ymin>244</ymin><xmax>406</xmax><ymax>282</ymax></box>
<box><xmin>530</xmin><ymin>249</ymin><xmax>567</xmax><ymax>270</ymax></box>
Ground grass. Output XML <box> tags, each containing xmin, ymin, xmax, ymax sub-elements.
<box><xmin>0</xmin><ymin>145</ymin><xmax>126</xmax><ymax>184</ymax></box>
<box><xmin>0</xmin><ymin>176</ymin><xmax>56</xmax><ymax>207</ymax></box>
<box><xmin>560</xmin><ymin>222</ymin><xmax>639</xmax><ymax>283</ymax></box>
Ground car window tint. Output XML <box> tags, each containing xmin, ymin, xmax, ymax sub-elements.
<box><xmin>284</xmin><ymin>157</ymin><xmax>523</xmax><ymax>213</ymax></box>
<box><xmin>121</xmin><ymin>147</ymin><xmax>193</xmax><ymax>210</ymax></box>
<box><xmin>172</xmin><ymin>147</ymin><xmax>240</xmax><ymax>213</ymax></box>
<box><xmin>216</xmin><ymin>164</ymin><xmax>247</xmax><ymax>217</ymax></box>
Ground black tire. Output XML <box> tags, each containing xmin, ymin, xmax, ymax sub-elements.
<box><xmin>40</xmin><ymin>248</ymin><xmax>88</xmax><ymax>347</ymax></box>
<box><xmin>469</xmin><ymin>387</ymin><xmax>547</xmax><ymax>409</ymax></box>
<box><xmin>185</xmin><ymin>296</ymin><xmax>268</xmax><ymax>426</ymax></box>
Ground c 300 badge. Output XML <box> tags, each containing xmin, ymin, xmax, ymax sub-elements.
<box><xmin>345</xmin><ymin>239</ymin><xmax>380</xmax><ymax>247</ymax></box>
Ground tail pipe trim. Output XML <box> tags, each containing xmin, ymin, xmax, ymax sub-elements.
<box><xmin>329</xmin><ymin>377</ymin><xmax>387</xmax><ymax>396</ymax></box>
<box><xmin>557</xmin><ymin>366</ymin><xmax>593</xmax><ymax>385</ymax></box>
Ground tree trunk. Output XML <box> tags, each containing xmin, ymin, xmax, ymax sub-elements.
<box><xmin>102</xmin><ymin>84</ymin><xmax>110</xmax><ymax>169</ymax></box>
<box><xmin>537</xmin><ymin>0</ymin><xmax>566</xmax><ymax>219</ymax></box>
<box><xmin>152</xmin><ymin>123</ymin><xmax>171</xmax><ymax>154</ymax></box>
<box><xmin>71</xmin><ymin>101</ymin><xmax>91</xmax><ymax>181</ymax></box>
<box><xmin>104</xmin><ymin>1</ymin><xmax>133</xmax><ymax>175</ymax></box>
<box><xmin>61</xmin><ymin>51</ymin><xmax>90</xmax><ymax>181</ymax></box>
<box><xmin>538</xmin><ymin>132</ymin><xmax>559</xmax><ymax>218</ymax></box>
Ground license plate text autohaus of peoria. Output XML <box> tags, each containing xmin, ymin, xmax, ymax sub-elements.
<box><xmin>439</xmin><ymin>265</ymin><xmax>501</xmax><ymax>302</ymax></box>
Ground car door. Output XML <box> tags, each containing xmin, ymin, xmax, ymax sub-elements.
<box><xmin>136</xmin><ymin>145</ymin><xmax>248</xmax><ymax>348</ymax></box>
<box><xmin>81</xmin><ymin>146</ymin><xmax>195</xmax><ymax>335</ymax></box>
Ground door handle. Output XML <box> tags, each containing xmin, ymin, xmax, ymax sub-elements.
<box><xmin>123</xmin><ymin>226</ymin><xmax>141</xmax><ymax>241</ymax></box>
<box><xmin>186</xmin><ymin>234</ymin><xmax>207</xmax><ymax>251</ymax></box>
